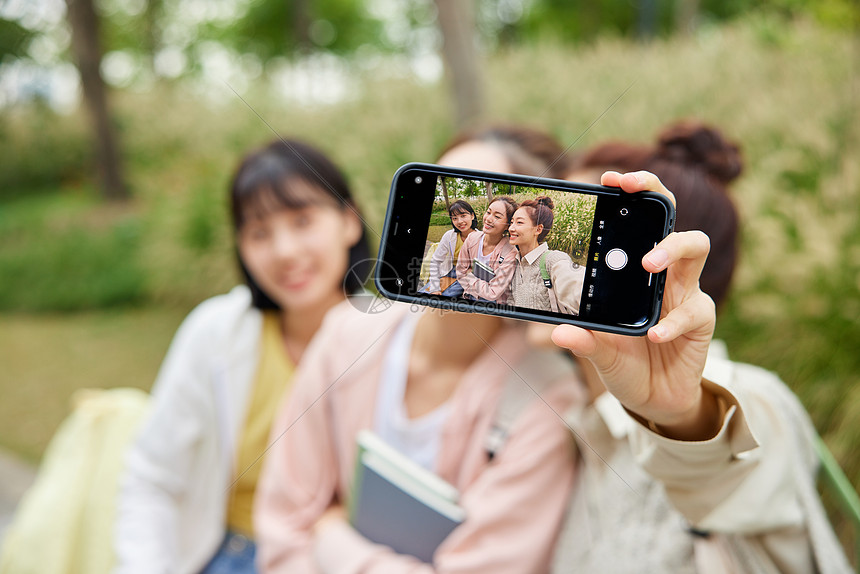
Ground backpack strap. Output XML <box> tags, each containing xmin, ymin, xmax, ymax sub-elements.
<box><xmin>538</xmin><ymin>251</ymin><xmax>553</xmax><ymax>288</ymax></box>
<box><xmin>485</xmin><ymin>348</ymin><xmax>575</xmax><ymax>460</ymax></box>
<box><xmin>538</xmin><ymin>252</ymin><xmax>561</xmax><ymax>314</ymax></box>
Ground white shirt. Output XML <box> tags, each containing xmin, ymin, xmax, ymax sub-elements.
<box><xmin>373</xmin><ymin>313</ymin><xmax>451</xmax><ymax>472</ymax></box>
<box><xmin>474</xmin><ymin>233</ymin><xmax>493</xmax><ymax>267</ymax></box>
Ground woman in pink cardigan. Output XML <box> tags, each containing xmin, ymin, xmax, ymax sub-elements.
<box><xmin>254</xmin><ymin>126</ymin><xmax>581</xmax><ymax>574</ymax></box>
<box><xmin>454</xmin><ymin>195</ymin><xmax>518</xmax><ymax>304</ymax></box>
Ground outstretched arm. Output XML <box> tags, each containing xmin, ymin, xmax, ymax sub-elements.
<box><xmin>552</xmin><ymin>170</ymin><xmax>719</xmax><ymax>441</ymax></box>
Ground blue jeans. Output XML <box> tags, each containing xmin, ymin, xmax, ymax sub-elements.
<box><xmin>464</xmin><ymin>293</ymin><xmax>494</xmax><ymax>303</ymax></box>
<box><xmin>200</xmin><ymin>531</ymin><xmax>257</xmax><ymax>574</ymax></box>
<box><xmin>441</xmin><ymin>278</ymin><xmax>464</xmax><ymax>298</ymax></box>
<box><xmin>422</xmin><ymin>268</ymin><xmax>464</xmax><ymax>298</ymax></box>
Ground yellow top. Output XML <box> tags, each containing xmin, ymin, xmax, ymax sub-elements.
<box><xmin>226</xmin><ymin>311</ymin><xmax>294</xmax><ymax>536</ymax></box>
<box><xmin>453</xmin><ymin>232</ymin><xmax>465</xmax><ymax>263</ymax></box>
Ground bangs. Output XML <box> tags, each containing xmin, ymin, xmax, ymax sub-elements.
<box><xmin>235</xmin><ymin>176</ymin><xmax>339</xmax><ymax>226</ymax></box>
<box><xmin>449</xmin><ymin>206</ymin><xmax>471</xmax><ymax>217</ymax></box>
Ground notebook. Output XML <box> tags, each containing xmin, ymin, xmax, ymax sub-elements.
<box><xmin>472</xmin><ymin>259</ymin><xmax>496</xmax><ymax>282</ymax></box>
<box><xmin>349</xmin><ymin>430</ymin><xmax>466</xmax><ymax>563</ymax></box>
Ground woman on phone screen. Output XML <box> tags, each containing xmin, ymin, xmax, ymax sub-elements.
<box><xmin>113</xmin><ymin>139</ymin><xmax>370</xmax><ymax>574</ymax></box>
<box><xmin>508</xmin><ymin>196</ymin><xmax>586</xmax><ymax>314</ymax></box>
<box><xmin>422</xmin><ymin>200</ymin><xmax>478</xmax><ymax>297</ymax></box>
<box><xmin>454</xmin><ymin>196</ymin><xmax>519</xmax><ymax>304</ymax></box>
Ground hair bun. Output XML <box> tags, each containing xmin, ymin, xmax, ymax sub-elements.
<box><xmin>535</xmin><ymin>195</ymin><xmax>555</xmax><ymax>210</ymax></box>
<box><xmin>656</xmin><ymin>121</ymin><xmax>743</xmax><ymax>185</ymax></box>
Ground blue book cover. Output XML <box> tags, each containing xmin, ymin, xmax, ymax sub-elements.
<box><xmin>349</xmin><ymin>431</ymin><xmax>466</xmax><ymax>563</ymax></box>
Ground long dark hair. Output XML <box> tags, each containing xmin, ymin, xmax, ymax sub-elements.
<box><xmin>230</xmin><ymin>138</ymin><xmax>372</xmax><ymax>309</ymax></box>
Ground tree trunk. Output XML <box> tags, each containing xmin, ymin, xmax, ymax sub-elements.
<box><xmin>65</xmin><ymin>0</ymin><xmax>129</xmax><ymax>200</ymax></box>
<box><xmin>441</xmin><ymin>177</ymin><xmax>450</xmax><ymax>210</ymax></box>
<box><xmin>637</xmin><ymin>0</ymin><xmax>658</xmax><ymax>41</ymax></box>
<box><xmin>143</xmin><ymin>0</ymin><xmax>162</xmax><ymax>71</ymax></box>
<box><xmin>434</xmin><ymin>0</ymin><xmax>484</xmax><ymax>128</ymax></box>
<box><xmin>292</xmin><ymin>0</ymin><xmax>312</xmax><ymax>52</ymax></box>
<box><xmin>675</xmin><ymin>0</ymin><xmax>699</xmax><ymax>36</ymax></box>
<box><xmin>485</xmin><ymin>181</ymin><xmax>493</xmax><ymax>203</ymax></box>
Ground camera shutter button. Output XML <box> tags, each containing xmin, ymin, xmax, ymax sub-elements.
<box><xmin>606</xmin><ymin>248</ymin><xmax>628</xmax><ymax>270</ymax></box>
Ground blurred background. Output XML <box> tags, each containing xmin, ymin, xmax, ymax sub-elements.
<box><xmin>0</xmin><ymin>0</ymin><xmax>857</xmax><ymax>555</ymax></box>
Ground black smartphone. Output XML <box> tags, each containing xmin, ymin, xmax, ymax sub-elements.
<box><xmin>374</xmin><ymin>163</ymin><xmax>675</xmax><ymax>336</ymax></box>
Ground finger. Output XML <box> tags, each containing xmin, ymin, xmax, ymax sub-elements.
<box><xmin>600</xmin><ymin>170</ymin><xmax>676</xmax><ymax>207</ymax></box>
<box><xmin>647</xmin><ymin>292</ymin><xmax>715</xmax><ymax>343</ymax></box>
<box><xmin>642</xmin><ymin>230</ymin><xmax>710</xmax><ymax>275</ymax></box>
<box><xmin>551</xmin><ymin>324</ymin><xmax>598</xmax><ymax>357</ymax></box>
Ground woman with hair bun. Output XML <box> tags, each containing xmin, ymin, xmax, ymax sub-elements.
<box><xmin>508</xmin><ymin>196</ymin><xmax>586</xmax><ymax>314</ymax></box>
<box><xmin>565</xmin><ymin>120</ymin><xmax>742</xmax><ymax>307</ymax></box>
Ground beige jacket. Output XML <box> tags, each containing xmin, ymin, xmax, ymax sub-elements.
<box><xmin>552</xmin><ymin>344</ymin><xmax>851</xmax><ymax>573</ymax></box>
<box><xmin>510</xmin><ymin>243</ymin><xmax>586</xmax><ymax>314</ymax></box>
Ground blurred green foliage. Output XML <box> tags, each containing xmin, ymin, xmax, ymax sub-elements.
<box><xmin>0</xmin><ymin>194</ymin><xmax>145</xmax><ymax>311</ymax></box>
<box><xmin>0</xmin><ymin>17</ymin><xmax>33</xmax><ymax>60</ymax></box>
<box><xmin>216</xmin><ymin>0</ymin><xmax>387</xmax><ymax>56</ymax></box>
<box><xmin>0</xmin><ymin>106</ymin><xmax>90</xmax><ymax>196</ymax></box>
<box><xmin>0</xmin><ymin>12</ymin><xmax>857</xmax><ymax>556</ymax></box>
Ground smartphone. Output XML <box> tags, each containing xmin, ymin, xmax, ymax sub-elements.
<box><xmin>374</xmin><ymin>163</ymin><xmax>675</xmax><ymax>336</ymax></box>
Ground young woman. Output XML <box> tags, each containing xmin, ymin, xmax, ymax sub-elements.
<box><xmin>422</xmin><ymin>199</ymin><xmax>477</xmax><ymax>297</ymax></box>
<box><xmin>508</xmin><ymin>196</ymin><xmax>586</xmax><ymax>314</ymax></box>
<box><xmin>441</xmin><ymin>124</ymin><xmax>569</xmax><ymax>305</ymax></box>
<box><xmin>113</xmin><ymin>139</ymin><xmax>370</xmax><ymax>574</ymax></box>
<box><xmin>454</xmin><ymin>196</ymin><xmax>519</xmax><ymax>303</ymax></box>
<box><xmin>254</xmin><ymin>125</ymin><xmax>581</xmax><ymax>574</ymax></box>
<box><xmin>548</xmin><ymin>122</ymin><xmax>849</xmax><ymax>572</ymax></box>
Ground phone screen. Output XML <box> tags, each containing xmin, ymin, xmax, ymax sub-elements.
<box><xmin>376</xmin><ymin>163</ymin><xmax>675</xmax><ymax>335</ymax></box>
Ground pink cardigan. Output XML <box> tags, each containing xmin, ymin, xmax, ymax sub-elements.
<box><xmin>255</xmin><ymin>302</ymin><xmax>579</xmax><ymax>574</ymax></box>
<box><xmin>455</xmin><ymin>231</ymin><xmax>518</xmax><ymax>304</ymax></box>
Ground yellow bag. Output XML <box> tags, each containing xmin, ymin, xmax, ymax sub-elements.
<box><xmin>0</xmin><ymin>388</ymin><xmax>150</xmax><ymax>574</ymax></box>
<box><xmin>419</xmin><ymin>242</ymin><xmax>440</xmax><ymax>286</ymax></box>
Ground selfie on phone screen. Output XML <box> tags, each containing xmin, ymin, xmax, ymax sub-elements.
<box><xmin>417</xmin><ymin>176</ymin><xmax>595</xmax><ymax>317</ymax></box>
<box><xmin>376</xmin><ymin>164</ymin><xmax>675</xmax><ymax>335</ymax></box>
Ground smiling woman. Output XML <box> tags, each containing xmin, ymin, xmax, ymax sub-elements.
<box><xmin>112</xmin><ymin>138</ymin><xmax>371</xmax><ymax>574</ymax></box>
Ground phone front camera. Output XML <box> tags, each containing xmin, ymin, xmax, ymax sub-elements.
<box><xmin>415</xmin><ymin>176</ymin><xmax>423</xmax><ymax>184</ymax></box>
<box><xmin>619</xmin><ymin>207</ymin><xmax>629</xmax><ymax>217</ymax></box>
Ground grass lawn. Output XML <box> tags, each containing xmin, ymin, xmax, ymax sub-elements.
<box><xmin>0</xmin><ymin>307</ymin><xmax>189</xmax><ymax>462</ymax></box>
<box><xmin>426</xmin><ymin>225</ymin><xmax>450</xmax><ymax>243</ymax></box>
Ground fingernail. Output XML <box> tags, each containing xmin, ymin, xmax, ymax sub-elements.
<box><xmin>651</xmin><ymin>324</ymin><xmax>667</xmax><ymax>339</ymax></box>
<box><xmin>636</xmin><ymin>174</ymin><xmax>648</xmax><ymax>186</ymax></box>
<box><xmin>645</xmin><ymin>249</ymin><xmax>668</xmax><ymax>270</ymax></box>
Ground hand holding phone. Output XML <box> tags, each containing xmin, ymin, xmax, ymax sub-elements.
<box><xmin>552</xmin><ymin>170</ymin><xmax>721</xmax><ymax>441</ymax></box>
